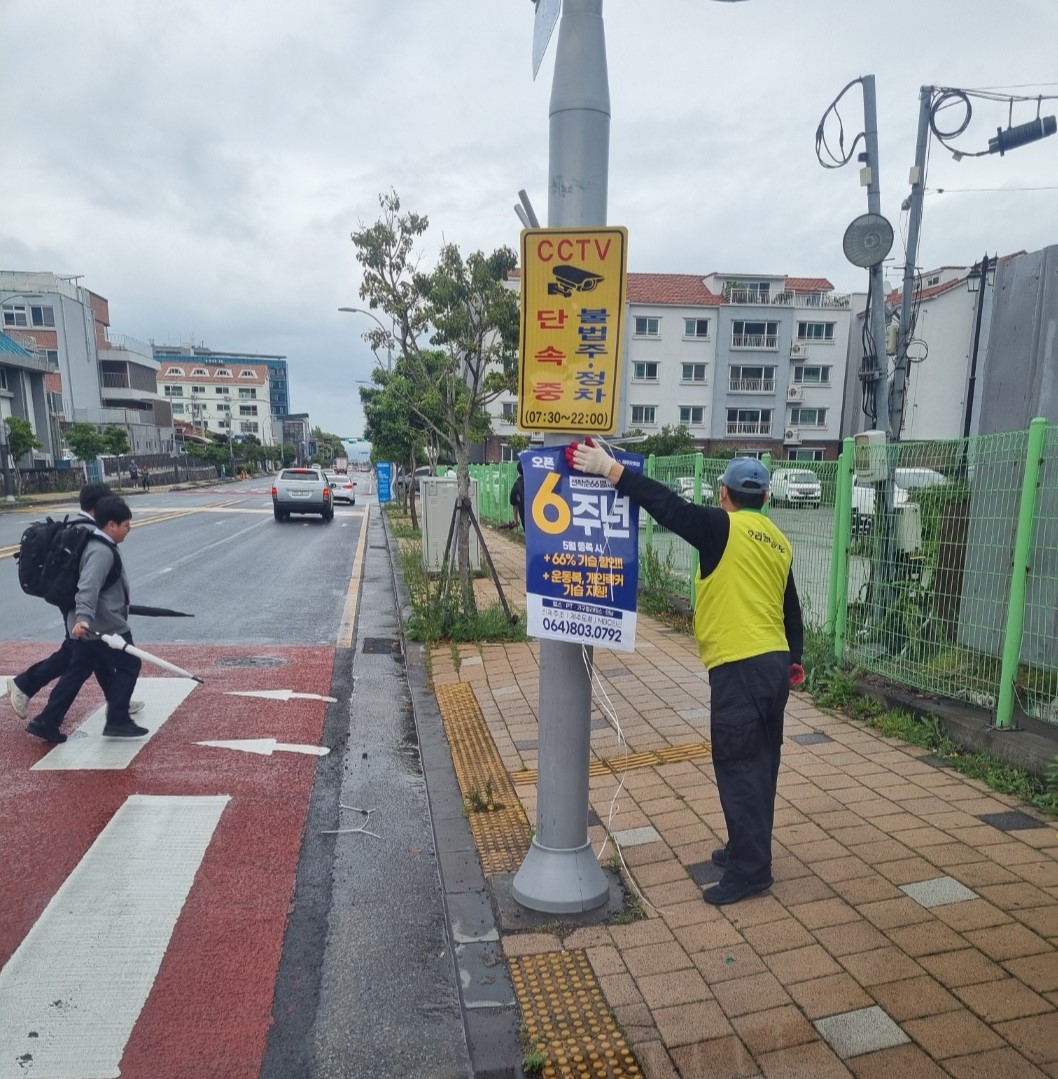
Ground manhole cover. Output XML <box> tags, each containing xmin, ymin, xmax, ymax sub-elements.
<box><xmin>363</xmin><ymin>637</ymin><xmax>401</xmax><ymax>654</ymax></box>
<box><xmin>217</xmin><ymin>656</ymin><xmax>289</xmax><ymax>668</ymax></box>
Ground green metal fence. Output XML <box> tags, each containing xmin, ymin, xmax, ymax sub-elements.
<box><xmin>470</xmin><ymin>421</ymin><xmax>1058</xmax><ymax>728</ymax></box>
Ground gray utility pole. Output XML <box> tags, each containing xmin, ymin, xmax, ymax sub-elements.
<box><xmin>861</xmin><ymin>76</ymin><xmax>891</xmax><ymax>435</ymax></box>
<box><xmin>512</xmin><ymin>0</ymin><xmax>612</xmax><ymax>914</ymax></box>
<box><xmin>893</xmin><ymin>85</ymin><xmax>932</xmax><ymax>443</ymax></box>
<box><xmin>964</xmin><ymin>252</ymin><xmax>991</xmax><ymax>440</ymax></box>
<box><xmin>0</xmin><ymin>425</ymin><xmax>15</xmax><ymax>502</ymax></box>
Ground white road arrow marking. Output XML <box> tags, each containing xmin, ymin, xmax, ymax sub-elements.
<box><xmin>224</xmin><ymin>689</ymin><xmax>338</xmax><ymax>702</ymax></box>
<box><xmin>196</xmin><ymin>738</ymin><xmax>330</xmax><ymax>757</ymax></box>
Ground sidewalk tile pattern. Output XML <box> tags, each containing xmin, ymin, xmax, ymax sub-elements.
<box><xmin>424</xmin><ymin>527</ymin><xmax>1058</xmax><ymax>1079</ymax></box>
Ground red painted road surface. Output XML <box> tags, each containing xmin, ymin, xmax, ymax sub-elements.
<box><xmin>0</xmin><ymin>641</ymin><xmax>335</xmax><ymax>1079</ymax></box>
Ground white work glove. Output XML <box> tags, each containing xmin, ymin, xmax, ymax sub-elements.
<box><xmin>565</xmin><ymin>437</ymin><xmax>615</xmax><ymax>478</ymax></box>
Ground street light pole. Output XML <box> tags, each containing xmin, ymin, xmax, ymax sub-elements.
<box><xmin>338</xmin><ymin>306</ymin><xmax>394</xmax><ymax>370</ymax></box>
<box><xmin>964</xmin><ymin>252</ymin><xmax>991</xmax><ymax>441</ymax></box>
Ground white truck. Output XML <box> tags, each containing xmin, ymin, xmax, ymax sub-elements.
<box><xmin>333</xmin><ymin>455</ymin><xmax>349</xmax><ymax>474</ymax></box>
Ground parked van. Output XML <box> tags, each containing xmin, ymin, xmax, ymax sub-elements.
<box><xmin>851</xmin><ymin>476</ymin><xmax>909</xmax><ymax>533</ymax></box>
<box><xmin>770</xmin><ymin>469</ymin><xmax>822</xmax><ymax>507</ymax></box>
<box><xmin>894</xmin><ymin>467</ymin><xmax>948</xmax><ymax>490</ymax></box>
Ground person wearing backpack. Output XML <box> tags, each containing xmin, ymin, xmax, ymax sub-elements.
<box><xmin>23</xmin><ymin>495</ymin><xmax>146</xmax><ymax>744</ymax></box>
<box><xmin>7</xmin><ymin>484</ymin><xmax>144</xmax><ymax>722</ymax></box>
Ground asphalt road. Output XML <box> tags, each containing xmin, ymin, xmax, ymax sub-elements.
<box><xmin>0</xmin><ymin>479</ymin><xmax>471</xmax><ymax>1079</ymax></box>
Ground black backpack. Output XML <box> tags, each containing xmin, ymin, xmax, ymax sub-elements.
<box><xmin>16</xmin><ymin>517</ymin><xmax>122</xmax><ymax>612</ymax></box>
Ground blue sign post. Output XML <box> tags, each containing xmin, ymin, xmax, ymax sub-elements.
<box><xmin>521</xmin><ymin>447</ymin><xmax>642</xmax><ymax>653</ymax></box>
<box><xmin>376</xmin><ymin>462</ymin><xmax>393</xmax><ymax>503</ymax></box>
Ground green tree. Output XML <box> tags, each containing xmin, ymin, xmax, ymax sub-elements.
<box><xmin>102</xmin><ymin>426</ymin><xmax>131</xmax><ymax>457</ymax></box>
<box><xmin>64</xmin><ymin>423</ymin><xmax>107</xmax><ymax>463</ymax></box>
<box><xmin>625</xmin><ymin>424</ymin><xmax>697</xmax><ymax>459</ymax></box>
<box><xmin>351</xmin><ymin>190</ymin><xmax>519</xmax><ymax>613</ymax></box>
<box><xmin>3</xmin><ymin>416</ymin><xmax>43</xmax><ymax>494</ymax></box>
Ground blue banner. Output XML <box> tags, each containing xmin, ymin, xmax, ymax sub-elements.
<box><xmin>376</xmin><ymin>462</ymin><xmax>393</xmax><ymax>503</ymax></box>
<box><xmin>521</xmin><ymin>447</ymin><xmax>643</xmax><ymax>652</ymax></box>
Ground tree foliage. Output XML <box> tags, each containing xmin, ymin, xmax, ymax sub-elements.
<box><xmin>102</xmin><ymin>427</ymin><xmax>131</xmax><ymax>457</ymax></box>
<box><xmin>64</xmin><ymin>423</ymin><xmax>107</xmax><ymax>462</ymax></box>
<box><xmin>351</xmin><ymin>190</ymin><xmax>519</xmax><ymax>608</ymax></box>
<box><xmin>621</xmin><ymin>425</ymin><xmax>698</xmax><ymax>459</ymax></box>
<box><xmin>3</xmin><ymin>416</ymin><xmax>43</xmax><ymax>494</ymax></box>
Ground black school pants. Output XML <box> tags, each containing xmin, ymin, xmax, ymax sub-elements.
<box><xmin>708</xmin><ymin>650</ymin><xmax>790</xmax><ymax>885</ymax></box>
<box><xmin>15</xmin><ymin>624</ymin><xmax>112</xmax><ymax>699</ymax></box>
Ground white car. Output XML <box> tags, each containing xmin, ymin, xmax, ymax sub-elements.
<box><xmin>894</xmin><ymin>467</ymin><xmax>948</xmax><ymax>491</ymax></box>
<box><xmin>770</xmin><ymin>469</ymin><xmax>822</xmax><ymax>508</ymax></box>
<box><xmin>675</xmin><ymin>476</ymin><xmax>715</xmax><ymax>503</ymax></box>
<box><xmin>325</xmin><ymin>472</ymin><xmax>357</xmax><ymax>504</ymax></box>
<box><xmin>852</xmin><ymin>477</ymin><xmax>909</xmax><ymax>533</ymax></box>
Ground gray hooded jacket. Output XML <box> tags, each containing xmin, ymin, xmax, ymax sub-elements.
<box><xmin>67</xmin><ymin>529</ymin><xmax>131</xmax><ymax>636</ymax></box>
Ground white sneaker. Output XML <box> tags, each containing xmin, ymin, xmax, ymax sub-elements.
<box><xmin>129</xmin><ymin>700</ymin><xmax>145</xmax><ymax>715</ymax></box>
<box><xmin>7</xmin><ymin>679</ymin><xmax>30</xmax><ymax>719</ymax></box>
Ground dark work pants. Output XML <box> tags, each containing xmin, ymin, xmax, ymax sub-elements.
<box><xmin>15</xmin><ymin>627</ymin><xmax>113</xmax><ymax>700</ymax></box>
<box><xmin>31</xmin><ymin>635</ymin><xmax>141</xmax><ymax>733</ymax></box>
<box><xmin>708</xmin><ymin>651</ymin><xmax>790</xmax><ymax>885</ymax></box>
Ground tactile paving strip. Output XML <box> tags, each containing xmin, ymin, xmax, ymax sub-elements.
<box><xmin>510</xmin><ymin>950</ymin><xmax>642</xmax><ymax>1078</ymax></box>
<box><xmin>435</xmin><ymin>682</ymin><xmax>530</xmax><ymax>874</ymax></box>
<box><xmin>511</xmin><ymin>741</ymin><xmax>712</xmax><ymax>787</ymax></box>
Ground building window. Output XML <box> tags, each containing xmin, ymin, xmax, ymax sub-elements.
<box><xmin>681</xmin><ymin>363</ymin><xmax>707</xmax><ymax>383</ymax></box>
<box><xmin>633</xmin><ymin>316</ymin><xmax>660</xmax><ymax>337</ymax></box>
<box><xmin>239</xmin><ymin>369</ymin><xmax>256</xmax><ymax>378</ymax></box>
<box><xmin>731</xmin><ymin>320</ymin><xmax>779</xmax><ymax>349</ymax></box>
<box><xmin>632</xmin><ymin>361</ymin><xmax>659</xmax><ymax>381</ymax></box>
<box><xmin>683</xmin><ymin>318</ymin><xmax>710</xmax><ymax>338</ymax></box>
<box><xmin>31</xmin><ymin>306</ymin><xmax>55</xmax><ymax>327</ymax></box>
<box><xmin>788</xmin><ymin>449</ymin><xmax>824</xmax><ymax>461</ymax></box>
<box><xmin>725</xmin><ymin>281</ymin><xmax>771</xmax><ymax>303</ymax></box>
<box><xmin>240</xmin><ymin>421</ymin><xmax>259</xmax><ymax>433</ymax></box>
<box><xmin>926</xmin><ymin>275</ymin><xmax>940</xmax><ymax>286</ymax></box>
<box><xmin>239</xmin><ymin>405</ymin><xmax>258</xmax><ymax>416</ymax></box>
<box><xmin>165</xmin><ymin>366</ymin><xmax>184</xmax><ymax>376</ymax></box>
<box><xmin>729</xmin><ymin>365</ymin><xmax>775</xmax><ymax>393</ymax></box>
<box><xmin>216</xmin><ymin>368</ymin><xmax>232</xmax><ymax>378</ymax></box>
<box><xmin>793</xmin><ymin>364</ymin><xmax>832</xmax><ymax>385</ymax></box>
<box><xmin>163</xmin><ymin>385</ymin><xmax>184</xmax><ymax>397</ymax></box>
<box><xmin>214</xmin><ymin>386</ymin><xmax>228</xmax><ymax>395</ymax></box>
<box><xmin>0</xmin><ymin>368</ymin><xmax>7</xmax><ymax>390</ymax></box>
<box><xmin>191</xmin><ymin>367</ymin><xmax>209</xmax><ymax>376</ymax></box>
<box><xmin>680</xmin><ymin>406</ymin><xmax>705</xmax><ymax>425</ymax></box>
<box><xmin>796</xmin><ymin>321</ymin><xmax>835</xmax><ymax>341</ymax></box>
<box><xmin>789</xmin><ymin>407</ymin><xmax>827</xmax><ymax>427</ymax></box>
<box><xmin>630</xmin><ymin>405</ymin><xmax>657</xmax><ymax>426</ymax></box>
<box><xmin>45</xmin><ymin>349</ymin><xmax>59</xmax><ymax>367</ymax></box>
<box><xmin>2</xmin><ymin>304</ymin><xmax>27</xmax><ymax>327</ymax></box>
<box><xmin>238</xmin><ymin>387</ymin><xmax>257</xmax><ymax>399</ymax></box>
<box><xmin>192</xmin><ymin>384</ymin><xmax>206</xmax><ymax>394</ymax></box>
<box><xmin>726</xmin><ymin>408</ymin><xmax>772</xmax><ymax>436</ymax></box>
<box><xmin>501</xmin><ymin>401</ymin><xmax>516</xmax><ymax>419</ymax></box>
<box><xmin>171</xmin><ymin>402</ymin><xmax>185</xmax><ymax>414</ymax></box>
<box><xmin>218</xmin><ymin>403</ymin><xmax>230</xmax><ymax>412</ymax></box>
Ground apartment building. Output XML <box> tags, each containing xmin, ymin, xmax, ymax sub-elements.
<box><xmin>155</xmin><ymin>358</ymin><xmax>275</xmax><ymax>446</ymax></box>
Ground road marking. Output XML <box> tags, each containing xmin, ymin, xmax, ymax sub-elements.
<box><xmin>0</xmin><ymin>794</ymin><xmax>229</xmax><ymax>1079</ymax></box>
<box><xmin>225</xmin><ymin>689</ymin><xmax>337</xmax><ymax>702</ymax></box>
<box><xmin>196</xmin><ymin>738</ymin><xmax>330</xmax><ymax>757</ymax></box>
<box><xmin>31</xmin><ymin>677</ymin><xmax>198</xmax><ymax>771</ymax></box>
<box><xmin>338</xmin><ymin>504</ymin><xmax>371</xmax><ymax>648</ymax></box>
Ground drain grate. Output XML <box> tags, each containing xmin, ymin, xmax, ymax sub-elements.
<box><xmin>362</xmin><ymin>637</ymin><xmax>402</xmax><ymax>654</ymax></box>
<box><xmin>217</xmin><ymin>656</ymin><xmax>288</xmax><ymax>668</ymax></box>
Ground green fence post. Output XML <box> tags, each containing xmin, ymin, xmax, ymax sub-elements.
<box><xmin>829</xmin><ymin>439</ymin><xmax>855</xmax><ymax>662</ymax></box>
<box><xmin>995</xmin><ymin>417</ymin><xmax>1048</xmax><ymax>729</ymax></box>
<box><xmin>644</xmin><ymin>454</ymin><xmax>656</xmax><ymax>545</ymax></box>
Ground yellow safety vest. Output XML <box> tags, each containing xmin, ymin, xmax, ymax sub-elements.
<box><xmin>693</xmin><ymin>510</ymin><xmax>793</xmax><ymax>670</ymax></box>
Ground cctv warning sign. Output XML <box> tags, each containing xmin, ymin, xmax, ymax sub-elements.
<box><xmin>518</xmin><ymin>226</ymin><xmax>628</xmax><ymax>434</ymax></box>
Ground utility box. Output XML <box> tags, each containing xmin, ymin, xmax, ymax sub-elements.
<box><xmin>854</xmin><ymin>430</ymin><xmax>889</xmax><ymax>483</ymax></box>
<box><xmin>421</xmin><ymin>477</ymin><xmax>481</xmax><ymax>573</ymax></box>
<box><xmin>895</xmin><ymin>501</ymin><xmax>922</xmax><ymax>553</ymax></box>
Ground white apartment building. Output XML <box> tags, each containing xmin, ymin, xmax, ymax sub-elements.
<box><xmin>156</xmin><ymin>361</ymin><xmax>275</xmax><ymax>447</ymax></box>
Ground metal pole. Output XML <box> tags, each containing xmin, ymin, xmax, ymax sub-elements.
<box><xmin>861</xmin><ymin>76</ymin><xmax>889</xmax><ymax>433</ymax></box>
<box><xmin>0</xmin><ymin>419</ymin><xmax>16</xmax><ymax>502</ymax></box>
<box><xmin>963</xmin><ymin>253</ymin><xmax>990</xmax><ymax>440</ymax></box>
<box><xmin>512</xmin><ymin>0</ymin><xmax>611</xmax><ymax>914</ymax></box>
<box><xmin>894</xmin><ymin>86</ymin><xmax>932</xmax><ymax>443</ymax></box>
<box><xmin>995</xmin><ymin>417</ymin><xmax>1047</xmax><ymax>729</ymax></box>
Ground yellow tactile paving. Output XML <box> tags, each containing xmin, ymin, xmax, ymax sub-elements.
<box><xmin>435</xmin><ymin>682</ymin><xmax>530</xmax><ymax>873</ymax></box>
<box><xmin>511</xmin><ymin>741</ymin><xmax>712</xmax><ymax>786</ymax></box>
<box><xmin>510</xmin><ymin>950</ymin><xmax>642</xmax><ymax>1079</ymax></box>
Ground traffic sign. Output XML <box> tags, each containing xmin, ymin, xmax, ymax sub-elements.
<box><xmin>518</xmin><ymin>227</ymin><xmax>628</xmax><ymax>435</ymax></box>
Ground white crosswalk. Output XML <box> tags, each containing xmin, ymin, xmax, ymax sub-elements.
<box><xmin>0</xmin><ymin>794</ymin><xmax>230</xmax><ymax>1079</ymax></box>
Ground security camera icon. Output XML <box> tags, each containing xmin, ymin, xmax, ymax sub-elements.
<box><xmin>548</xmin><ymin>265</ymin><xmax>605</xmax><ymax>297</ymax></box>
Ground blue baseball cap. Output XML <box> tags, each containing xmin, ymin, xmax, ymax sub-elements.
<box><xmin>718</xmin><ymin>458</ymin><xmax>770</xmax><ymax>493</ymax></box>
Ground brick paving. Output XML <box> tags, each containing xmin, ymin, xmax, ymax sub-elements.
<box><xmin>430</xmin><ymin>527</ymin><xmax>1058</xmax><ymax>1078</ymax></box>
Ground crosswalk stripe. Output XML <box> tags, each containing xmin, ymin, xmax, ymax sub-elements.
<box><xmin>31</xmin><ymin>678</ymin><xmax>198</xmax><ymax>771</ymax></box>
<box><xmin>0</xmin><ymin>794</ymin><xmax>230</xmax><ymax>1079</ymax></box>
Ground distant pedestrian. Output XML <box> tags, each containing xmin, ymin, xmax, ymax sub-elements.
<box><xmin>568</xmin><ymin>443</ymin><xmax>803</xmax><ymax>906</ymax></box>
<box><xmin>23</xmin><ymin>495</ymin><xmax>147</xmax><ymax>743</ymax></box>
<box><xmin>509</xmin><ymin>461</ymin><xmax>525</xmax><ymax>529</ymax></box>
<box><xmin>7</xmin><ymin>483</ymin><xmax>144</xmax><ymax>723</ymax></box>
<box><xmin>128</xmin><ymin>461</ymin><xmax>139</xmax><ymax>486</ymax></box>
<box><xmin>141</xmin><ymin>468</ymin><xmax>150</xmax><ymax>492</ymax></box>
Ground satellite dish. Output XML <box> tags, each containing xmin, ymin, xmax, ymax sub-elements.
<box><xmin>842</xmin><ymin>213</ymin><xmax>894</xmax><ymax>268</ymax></box>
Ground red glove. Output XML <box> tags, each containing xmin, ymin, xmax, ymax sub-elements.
<box><xmin>790</xmin><ymin>664</ymin><xmax>805</xmax><ymax>688</ymax></box>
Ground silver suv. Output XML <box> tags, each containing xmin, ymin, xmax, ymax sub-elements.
<box><xmin>272</xmin><ymin>468</ymin><xmax>334</xmax><ymax>522</ymax></box>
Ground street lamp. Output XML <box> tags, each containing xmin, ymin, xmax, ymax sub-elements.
<box><xmin>338</xmin><ymin>306</ymin><xmax>394</xmax><ymax>370</ymax></box>
<box><xmin>963</xmin><ymin>253</ymin><xmax>995</xmax><ymax>441</ymax></box>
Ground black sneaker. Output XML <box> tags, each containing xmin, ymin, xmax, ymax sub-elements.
<box><xmin>102</xmin><ymin>722</ymin><xmax>149</xmax><ymax>738</ymax></box>
<box><xmin>703</xmin><ymin>876</ymin><xmax>773</xmax><ymax>906</ymax></box>
<box><xmin>26</xmin><ymin>721</ymin><xmax>67</xmax><ymax>744</ymax></box>
<box><xmin>711</xmin><ymin>847</ymin><xmax>729</xmax><ymax>867</ymax></box>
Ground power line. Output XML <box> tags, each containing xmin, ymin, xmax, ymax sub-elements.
<box><xmin>930</xmin><ymin>185</ymin><xmax>1058</xmax><ymax>193</ymax></box>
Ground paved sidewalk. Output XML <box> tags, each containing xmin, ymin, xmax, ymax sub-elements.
<box><xmin>427</xmin><ymin>527</ymin><xmax>1058</xmax><ymax>1078</ymax></box>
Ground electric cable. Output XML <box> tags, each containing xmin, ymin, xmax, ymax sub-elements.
<box><xmin>815</xmin><ymin>77</ymin><xmax>867</xmax><ymax>169</ymax></box>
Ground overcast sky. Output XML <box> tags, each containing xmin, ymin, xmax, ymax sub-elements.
<box><xmin>2</xmin><ymin>0</ymin><xmax>1056</xmax><ymax>440</ymax></box>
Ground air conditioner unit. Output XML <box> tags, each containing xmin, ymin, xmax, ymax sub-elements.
<box><xmin>787</xmin><ymin>385</ymin><xmax>803</xmax><ymax>401</ymax></box>
<box><xmin>784</xmin><ymin>427</ymin><xmax>801</xmax><ymax>444</ymax></box>
<box><xmin>791</xmin><ymin>343</ymin><xmax>810</xmax><ymax>358</ymax></box>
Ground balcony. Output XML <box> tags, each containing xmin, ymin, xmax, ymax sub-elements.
<box><xmin>725</xmin><ymin>421</ymin><xmax>772</xmax><ymax>437</ymax></box>
<box><xmin>729</xmin><ymin>379</ymin><xmax>775</xmax><ymax>394</ymax></box>
<box><xmin>725</xmin><ymin>289</ymin><xmax>851</xmax><ymax>309</ymax></box>
<box><xmin>731</xmin><ymin>334</ymin><xmax>779</xmax><ymax>350</ymax></box>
